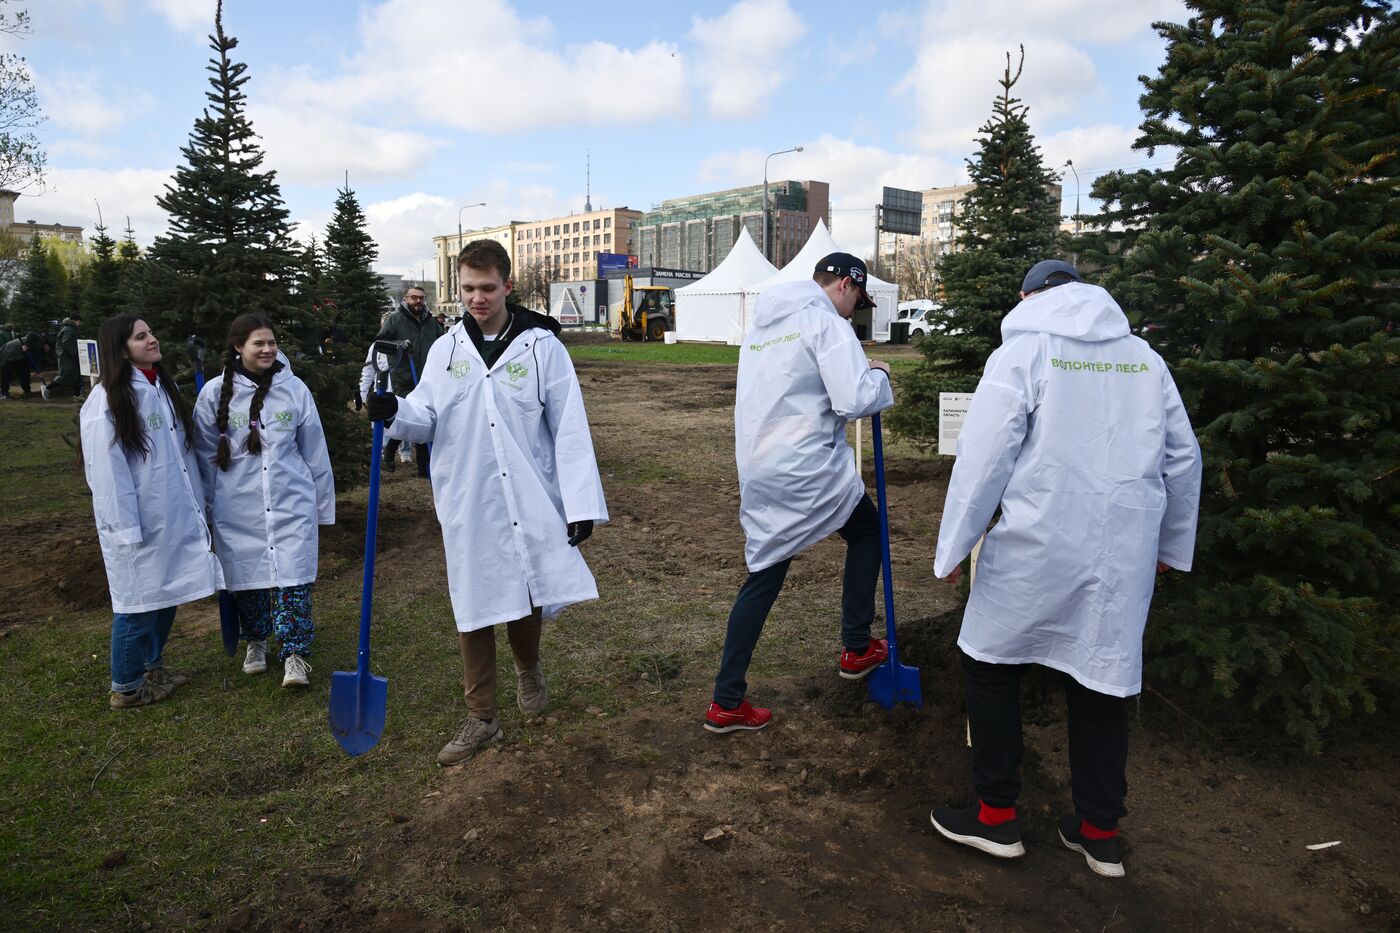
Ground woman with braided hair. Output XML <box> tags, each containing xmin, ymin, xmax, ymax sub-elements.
<box><xmin>80</xmin><ymin>315</ymin><xmax>223</xmax><ymax>709</ymax></box>
<box><xmin>194</xmin><ymin>314</ymin><xmax>335</xmax><ymax>688</ymax></box>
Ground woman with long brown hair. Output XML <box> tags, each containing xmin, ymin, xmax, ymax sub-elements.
<box><xmin>194</xmin><ymin>314</ymin><xmax>334</xmax><ymax>688</ymax></box>
<box><xmin>80</xmin><ymin>315</ymin><xmax>223</xmax><ymax>709</ymax></box>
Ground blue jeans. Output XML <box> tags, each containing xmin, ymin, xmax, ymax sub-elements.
<box><xmin>712</xmin><ymin>494</ymin><xmax>882</xmax><ymax>707</ymax></box>
<box><xmin>110</xmin><ymin>606</ymin><xmax>178</xmax><ymax>693</ymax></box>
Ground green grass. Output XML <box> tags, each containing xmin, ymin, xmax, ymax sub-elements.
<box><xmin>562</xmin><ymin>341</ymin><xmax>740</xmax><ymax>365</ymax></box>
<box><xmin>0</xmin><ymin>403</ymin><xmax>90</xmax><ymax>521</ymax></box>
<box><xmin>0</xmin><ymin>536</ymin><xmax>675</xmax><ymax>929</ymax></box>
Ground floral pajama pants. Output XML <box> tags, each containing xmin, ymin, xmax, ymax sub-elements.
<box><xmin>234</xmin><ymin>584</ymin><xmax>314</xmax><ymax>660</ymax></box>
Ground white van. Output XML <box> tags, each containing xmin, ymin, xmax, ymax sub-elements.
<box><xmin>897</xmin><ymin>299</ymin><xmax>944</xmax><ymax>337</ymax></box>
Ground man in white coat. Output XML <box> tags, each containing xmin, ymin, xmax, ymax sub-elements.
<box><xmin>367</xmin><ymin>239</ymin><xmax>608</xmax><ymax>766</ymax></box>
<box><xmin>929</xmin><ymin>260</ymin><xmax>1202</xmax><ymax>878</ymax></box>
<box><xmin>704</xmin><ymin>253</ymin><xmax>894</xmax><ymax>734</ymax></box>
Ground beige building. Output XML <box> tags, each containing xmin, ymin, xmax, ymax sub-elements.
<box><xmin>433</xmin><ymin>222</ymin><xmax>514</xmax><ymax>310</ymax></box>
<box><xmin>0</xmin><ymin>190</ymin><xmax>84</xmax><ymax>245</ymax></box>
<box><xmin>433</xmin><ymin>207</ymin><xmax>641</xmax><ymax>313</ymax></box>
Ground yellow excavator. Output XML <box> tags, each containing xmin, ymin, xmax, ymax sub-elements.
<box><xmin>613</xmin><ymin>274</ymin><xmax>675</xmax><ymax>341</ymax></box>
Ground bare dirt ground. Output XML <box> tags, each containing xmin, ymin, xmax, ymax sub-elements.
<box><xmin>10</xmin><ymin>351</ymin><xmax>1399</xmax><ymax>931</ymax></box>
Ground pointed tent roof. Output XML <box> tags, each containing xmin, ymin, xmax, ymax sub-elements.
<box><xmin>746</xmin><ymin>218</ymin><xmax>896</xmax><ymax>296</ymax></box>
<box><xmin>676</xmin><ymin>227</ymin><xmax>776</xmax><ymax>295</ymax></box>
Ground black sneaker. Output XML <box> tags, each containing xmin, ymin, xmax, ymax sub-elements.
<box><xmin>930</xmin><ymin>805</ymin><xmax>1025</xmax><ymax>859</ymax></box>
<box><xmin>1058</xmin><ymin>815</ymin><xmax>1125</xmax><ymax>878</ymax></box>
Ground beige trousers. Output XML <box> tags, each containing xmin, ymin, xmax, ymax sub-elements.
<box><xmin>457</xmin><ymin>608</ymin><xmax>542</xmax><ymax>721</ymax></box>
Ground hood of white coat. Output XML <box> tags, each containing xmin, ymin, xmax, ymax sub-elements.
<box><xmin>752</xmin><ymin>279</ymin><xmax>834</xmax><ymax>329</ymax></box>
<box><xmin>1000</xmin><ymin>282</ymin><xmax>1130</xmax><ymax>343</ymax></box>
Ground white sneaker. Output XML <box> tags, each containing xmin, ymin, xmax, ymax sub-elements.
<box><xmin>282</xmin><ymin>654</ymin><xmax>311</xmax><ymax>688</ymax></box>
<box><xmin>243</xmin><ymin>640</ymin><xmax>268</xmax><ymax>674</ymax></box>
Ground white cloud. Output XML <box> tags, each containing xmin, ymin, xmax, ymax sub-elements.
<box><xmin>697</xmin><ymin>134</ymin><xmax>963</xmax><ymax>257</ymax></box>
<box><xmin>248</xmin><ymin>101</ymin><xmax>441</xmax><ymax>187</ymax></box>
<box><xmin>927</xmin><ymin>0</ymin><xmax>1186</xmax><ymax>45</ymax></box>
<box><xmin>287</xmin><ymin>0</ymin><xmax>687</xmax><ymax>136</ymax></box>
<box><xmin>147</xmin><ymin>0</ymin><xmax>216</xmax><ymax>35</ymax></box>
<box><xmin>896</xmin><ymin>37</ymin><xmax>1099</xmax><ymax>152</ymax></box>
<box><xmin>40</xmin><ymin>70</ymin><xmax>152</xmax><ymax>138</ymax></box>
<box><xmin>20</xmin><ymin>167</ymin><xmax>174</xmax><ymax>242</ymax></box>
<box><xmin>689</xmin><ymin>0</ymin><xmax>807</xmax><ymax>118</ymax></box>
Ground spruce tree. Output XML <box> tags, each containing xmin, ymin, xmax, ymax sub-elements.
<box><xmin>13</xmin><ymin>234</ymin><xmax>57</xmax><ymax>331</ymax></box>
<box><xmin>145</xmin><ymin>0</ymin><xmax>298</xmax><ymax>347</ymax></box>
<box><xmin>323</xmin><ymin>184</ymin><xmax>386</xmax><ymax>349</ymax></box>
<box><xmin>81</xmin><ymin>219</ymin><xmax>120</xmax><ymax>321</ymax></box>
<box><xmin>890</xmin><ymin>49</ymin><xmax>1062</xmax><ymax>442</ymax></box>
<box><xmin>1083</xmin><ymin>0</ymin><xmax>1400</xmax><ymax>750</ymax></box>
<box><xmin>146</xmin><ymin>0</ymin><xmax>368</xmax><ymax>485</ymax></box>
<box><xmin>111</xmin><ymin>220</ymin><xmax>144</xmax><ymax>320</ymax></box>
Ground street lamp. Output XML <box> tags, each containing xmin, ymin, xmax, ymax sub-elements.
<box><xmin>455</xmin><ymin>201</ymin><xmax>486</xmax><ymax>309</ymax></box>
<box><xmin>763</xmin><ymin>146</ymin><xmax>803</xmax><ymax>263</ymax></box>
<box><xmin>1063</xmin><ymin>160</ymin><xmax>1080</xmax><ymax>234</ymax></box>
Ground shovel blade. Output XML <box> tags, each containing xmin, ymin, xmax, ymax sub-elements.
<box><xmin>867</xmin><ymin>661</ymin><xmax>923</xmax><ymax>709</ymax></box>
<box><xmin>328</xmin><ymin>670</ymin><xmax>388</xmax><ymax>757</ymax></box>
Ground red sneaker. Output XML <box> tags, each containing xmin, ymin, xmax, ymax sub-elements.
<box><xmin>838</xmin><ymin>638</ymin><xmax>889</xmax><ymax>680</ymax></box>
<box><xmin>704</xmin><ymin>698</ymin><xmax>773</xmax><ymax>733</ymax></box>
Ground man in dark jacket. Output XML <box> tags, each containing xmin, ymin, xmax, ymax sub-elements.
<box><xmin>0</xmin><ymin>332</ymin><xmax>43</xmax><ymax>399</ymax></box>
<box><xmin>45</xmin><ymin>314</ymin><xmax>83</xmax><ymax>400</ymax></box>
<box><xmin>375</xmin><ymin>286</ymin><xmax>443</xmax><ymax>477</ymax></box>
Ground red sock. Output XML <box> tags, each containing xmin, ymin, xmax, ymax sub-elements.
<box><xmin>1079</xmin><ymin>819</ymin><xmax>1119</xmax><ymax>840</ymax></box>
<box><xmin>978</xmin><ymin>801</ymin><xmax>1016</xmax><ymax>826</ymax></box>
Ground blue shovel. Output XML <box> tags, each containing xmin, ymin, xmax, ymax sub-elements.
<box><xmin>328</xmin><ymin>340</ymin><xmax>403</xmax><ymax>756</ymax></box>
<box><xmin>186</xmin><ymin>335</ymin><xmax>208</xmax><ymax>392</ymax></box>
<box><xmin>867</xmin><ymin>413</ymin><xmax>922</xmax><ymax>709</ymax></box>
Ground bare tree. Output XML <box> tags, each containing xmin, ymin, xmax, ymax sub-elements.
<box><xmin>0</xmin><ymin>3</ymin><xmax>44</xmax><ymax>191</ymax></box>
<box><xmin>513</xmin><ymin>259</ymin><xmax>551</xmax><ymax>311</ymax></box>
<box><xmin>891</xmin><ymin>238</ymin><xmax>946</xmax><ymax>302</ymax></box>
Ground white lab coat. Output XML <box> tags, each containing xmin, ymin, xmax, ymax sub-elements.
<box><xmin>934</xmin><ymin>283</ymin><xmax>1203</xmax><ymax>696</ymax></box>
<box><xmin>735</xmin><ymin>279</ymin><xmax>894</xmax><ymax>571</ymax></box>
<box><xmin>80</xmin><ymin>371</ymin><xmax>223</xmax><ymax>614</ymax></box>
<box><xmin>193</xmin><ymin>357</ymin><xmax>335</xmax><ymax>592</ymax></box>
<box><xmin>385</xmin><ymin>321</ymin><xmax>608</xmax><ymax>631</ymax></box>
<box><xmin>358</xmin><ymin>344</ymin><xmax>395</xmax><ymax>400</ymax></box>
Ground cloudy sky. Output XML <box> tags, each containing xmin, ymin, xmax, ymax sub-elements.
<box><xmin>19</xmin><ymin>0</ymin><xmax>1186</xmax><ymax>278</ymax></box>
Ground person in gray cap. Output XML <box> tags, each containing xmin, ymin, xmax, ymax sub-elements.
<box><xmin>928</xmin><ymin>259</ymin><xmax>1202</xmax><ymax>878</ymax></box>
<box><xmin>703</xmin><ymin>251</ymin><xmax>894</xmax><ymax>734</ymax></box>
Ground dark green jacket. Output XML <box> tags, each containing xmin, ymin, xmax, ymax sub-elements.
<box><xmin>375</xmin><ymin>303</ymin><xmax>444</xmax><ymax>397</ymax></box>
<box><xmin>56</xmin><ymin>322</ymin><xmax>78</xmax><ymax>358</ymax></box>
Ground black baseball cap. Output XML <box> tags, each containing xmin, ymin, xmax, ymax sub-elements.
<box><xmin>1022</xmin><ymin>259</ymin><xmax>1082</xmax><ymax>294</ymax></box>
<box><xmin>815</xmin><ymin>252</ymin><xmax>875</xmax><ymax>310</ymax></box>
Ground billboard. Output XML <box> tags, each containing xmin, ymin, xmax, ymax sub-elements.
<box><xmin>597</xmin><ymin>252</ymin><xmax>639</xmax><ymax>276</ymax></box>
<box><xmin>880</xmin><ymin>186</ymin><xmax>923</xmax><ymax>236</ymax></box>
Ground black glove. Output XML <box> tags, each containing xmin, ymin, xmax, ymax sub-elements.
<box><xmin>365</xmin><ymin>392</ymin><xmax>398</xmax><ymax>423</ymax></box>
<box><xmin>354</xmin><ymin>391</ymin><xmax>363</xmax><ymax>412</ymax></box>
<box><xmin>567</xmin><ymin>520</ymin><xmax>593</xmax><ymax>547</ymax></box>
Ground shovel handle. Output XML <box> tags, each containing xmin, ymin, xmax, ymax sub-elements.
<box><xmin>872</xmin><ymin>414</ymin><xmax>900</xmax><ymax>668</ymax></box>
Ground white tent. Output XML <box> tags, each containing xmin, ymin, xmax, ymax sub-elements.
<box><xmin>673</xmin><ymin>227</ymin><xmax>777</xmax><ymax>345</ymax></box>
<box><xmin>744</xmin><ymin>220</ymin><xmax>898</xmax><ymax>342</ymax></box>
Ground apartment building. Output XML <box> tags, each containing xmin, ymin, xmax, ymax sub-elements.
<box><xmin>432</xmin><ymin>207</ymin><xmax>640</xmax><ymax>312</ymax></box>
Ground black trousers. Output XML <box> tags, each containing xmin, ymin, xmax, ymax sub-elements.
<box><xmin>1</xmin><ymin>361</ymin><xmax>31</xmax><ymax>395</ymax></box>
<box><xmin>962</xmin><ymin>651</ymin><xmax>1130</xmax><ymax>829</ymax></box>
<box><xmin>383</xmin><ymin>438</ymin><xmax>431</xmax><ymax>478</ymax></box>
<box><xmin>712</xmin><ymin>494</ymin><xmax>882</xmax><ymax>707</ymax></box>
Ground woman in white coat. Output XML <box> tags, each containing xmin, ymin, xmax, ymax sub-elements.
<box><xmin>80</xmin><ymin>315</ymin><xmax>223</xmax><ymax>709</ymax></box>
<box><xmin>194</xmin><ymin>314</ymin><xmax>335</xmax><ymax>688</ymax></box>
